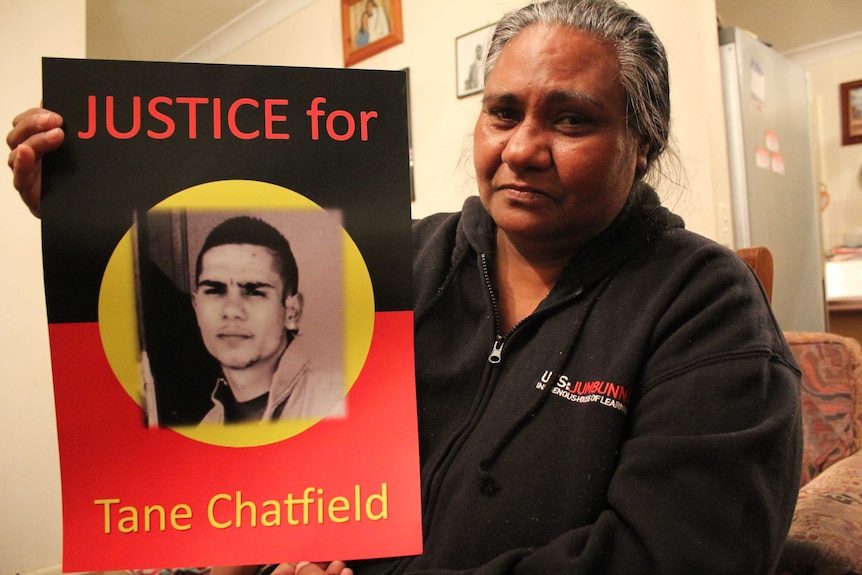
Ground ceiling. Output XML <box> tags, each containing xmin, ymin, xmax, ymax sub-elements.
<box><xmin>715</xmin><ymin>0</ymin><xmax>862</xmax><ymax>53</ymax></box>
<box><xmin>87</xmin><ymin>0</ymin><xmax>862</xmax><ymax>61</ymax></box>
<box><xmin>87</xmin><ymin>0</ymin><xmax>262</xmax><ymax>61</ymax></box>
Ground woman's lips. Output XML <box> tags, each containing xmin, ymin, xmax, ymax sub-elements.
<box><xmin>497</xmin><ymin>183</ymin><xmax>556</xmax><ymax>202</ymax></box>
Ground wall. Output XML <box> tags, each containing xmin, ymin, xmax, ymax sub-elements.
<box><xmin>220</xmin><ymin>0</ymin><xmax>732</xmax><ymax>240</ymax></box>
<box><xmin>0</xmin><ymin>3</ymin><xmax>85</xmax><ymax>575</ymax></box>
<box><xmin>797</xmin><ymin>48</ymin><xmax>862</xmax><ymax>251</ymax></box>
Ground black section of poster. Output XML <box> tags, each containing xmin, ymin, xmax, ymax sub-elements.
<box><xmin>41</xmin><ymin>58</ymin><xmax>412</xmax><ymax>324</ymax></box>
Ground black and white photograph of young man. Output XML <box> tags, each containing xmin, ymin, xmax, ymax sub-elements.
<box><xmin>135</xmin><ymin>208</ymin><xmax>345</xmax><ymax>428</ymax></box>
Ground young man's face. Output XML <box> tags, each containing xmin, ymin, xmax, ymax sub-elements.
<box><xmin>192</xmin><ymin>243</ymin><xmax>295</xmax><ymax>373</ymax></box>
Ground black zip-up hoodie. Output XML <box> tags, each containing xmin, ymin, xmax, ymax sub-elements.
<box><xmin>357</xmin><ymin>183</ymin><xmax>802</xmax><ymax>574</ymax></box>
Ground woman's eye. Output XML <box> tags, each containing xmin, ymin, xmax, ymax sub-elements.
<box><xmin>557</xmin><ymin>114</ymin><xmax>587</xmax><ymax>126</ymax></box>
<box><xmin>490</xmin><ymin>108</ymin><xmax>520</xmax><ymax>122</ymax></box>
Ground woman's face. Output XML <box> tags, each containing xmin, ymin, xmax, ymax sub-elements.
<box><xmin>474</xmin><ymin>24</ymin><xmax>647</xmax><ymax>254</ymax></box>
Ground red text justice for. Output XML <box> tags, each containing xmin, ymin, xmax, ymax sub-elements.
<box><xmin>77</xmin><ymin>96</ymin><xmax>379</xmax><ymax>141</ymax></box>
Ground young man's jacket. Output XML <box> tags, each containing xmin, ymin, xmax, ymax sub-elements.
<box><xmin>198</xmin><ymin>338</ymin><xmax>344</xmax><ymax>424</ymax></box>
<box><xmin>356</xmin><ymin>182</ymin><xmax>802</xmax><ymax>574</ymax></box>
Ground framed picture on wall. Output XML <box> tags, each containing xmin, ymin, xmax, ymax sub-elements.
<box><xmin>341</xmin><ymin>0</ymin><xmax>403</xmax><ymax>67</ymax></box>
<box><xmin>840</xmin><ymin>79</ymin><xmax>862</xmax><ymax>146</ymax></box>
<box><xmin>455</xmin><ymin>23</ymin><xmax>494</xmax><ymax>98</ymax></box>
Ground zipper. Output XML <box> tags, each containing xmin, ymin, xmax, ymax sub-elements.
<box><xmin>488</xmin><ymin>336</ymin><xmax>504</xmax><ymax>363</ymax></box>
<box><xmin>481</xmin><ymin>252</ymin><xmax>582</xmax><ymax>364</ymax></box>
<box><xmin>481</xmin><ymin>252</ymin><xmax>509</xmax><ymax>364</ymax></box>
<box><xmin>480</xmin><ymin>253</ymin><xmax>501</xmax><ymax>333</ymax></box>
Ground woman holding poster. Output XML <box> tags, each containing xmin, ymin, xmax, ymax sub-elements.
<box><xmin>7</xmin><ymin>0</ymin><xmax>801</xmax><ymax>573</ymax></box>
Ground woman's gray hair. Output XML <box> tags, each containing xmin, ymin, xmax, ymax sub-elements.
<box><xmin>484</xmin><ymin>0</ymin><xmax>671</xmax><ymax>179</ymax></box>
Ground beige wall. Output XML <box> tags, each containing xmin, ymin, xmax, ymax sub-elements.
<box><xmin>802</xmin><ymin>50</ymin><xmax>862</xmax><ymax>251</ymax></box>
<box><xmin>0</xmin><ymin>3</ymin><xmax>85</xmax><ymax>575</ymax></box>
<box><xmin>221</xmin><ymin>0</ymin><xmax>733</xmax><ymax>241</ymax></box>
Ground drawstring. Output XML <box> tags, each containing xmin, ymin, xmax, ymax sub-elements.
<box><xmin>478</xmin><ymin>390</ymin><xmax>549</xmax><ymax>496</ymax></box>
<box><xmin>477</xmin><ymin>277</ymin><xmax>612</xmax><ymax>496</ymax></box>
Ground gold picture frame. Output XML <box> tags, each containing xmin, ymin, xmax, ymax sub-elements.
<box><xmin>341</xmin><ymin>0</ymin><xmax>403</xmax><ymax>67</ymax></box>
<box><xmin>840</xmin><ymin>79</ymin><xmax>862</xmax><ymax>146</ymax></box>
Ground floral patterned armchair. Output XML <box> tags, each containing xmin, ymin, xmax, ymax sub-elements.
<box><xmin>736</xmin><ymin>247</ymin><xmax>862</xmax><ymax>574</ymax></box>
<box><xmin>776</xmin><ymin>331</ymin><xmax>862</xmax><ymax>574</ymax></box>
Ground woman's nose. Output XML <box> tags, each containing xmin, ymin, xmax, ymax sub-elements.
<box><xmin>500</xmin><ymin>120</ymin><xmax>552</xmax><ymax>172</ymax></box>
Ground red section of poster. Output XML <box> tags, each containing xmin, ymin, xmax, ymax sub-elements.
<box><xmin>50</xmin><ymin>313</ymin><xmax>420</xmax><ymax>570</ymax></box>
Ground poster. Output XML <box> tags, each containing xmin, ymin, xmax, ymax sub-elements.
<box><xmin>41</xmin><ymin>58</ymin><xmax>421</xmax><ymax>571</ymax></box>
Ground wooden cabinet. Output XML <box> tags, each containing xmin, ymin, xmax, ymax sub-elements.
<box><xmin>829</xmin><ymin>300</ymin><xmax>862</xmax><ymax>344</ymax></box>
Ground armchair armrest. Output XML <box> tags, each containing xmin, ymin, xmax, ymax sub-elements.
<box><xmin>776</xmin><ymin>449</ymin><xmax>862</xmax><ymax>574</ymax></box>
<box><xmin>784</xmin><ymin>331</ymin><xmax>862</xmax><ymax>485</ymax></box>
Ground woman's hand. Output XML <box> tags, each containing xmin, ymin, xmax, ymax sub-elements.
<box><xmin>270</xmin><ymin>561</ymin><xmax>353</xmax><ymax>575</ymax></box>
<box><xmin>6</xmin><ymin>107</ymin><xmax>64</xmax><ymax>217</ymax></box>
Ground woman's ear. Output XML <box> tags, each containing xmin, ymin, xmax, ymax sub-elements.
<box><xmin>638</xmin><ymin>142</ymin><xmax>649</xmax><ymax>170</ymax></box>
<box><xmin>635</xmin><ymin>141</ymin><xmax>649</xmax><ymax>178</ymax></box>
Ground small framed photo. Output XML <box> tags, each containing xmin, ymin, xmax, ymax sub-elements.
<box><xmin>840</xmin><ymin>79</ymin><xmax>862</xmax><ymax>146</ymax></box>
<box><xmin>455</xmin><ymin>24</ymin><xmax>495</xmax><ymax>98</ymax></box>
<box><xmin>341</xmin><ymin>0</ymin><xmax>404</xmax><ymax>67</ymax></box>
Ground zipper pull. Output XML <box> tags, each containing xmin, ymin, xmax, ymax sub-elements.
<box><xmin>488</xmin><ymin>337</ymin><xmax>504</xmax><ymax>364</ymax></box>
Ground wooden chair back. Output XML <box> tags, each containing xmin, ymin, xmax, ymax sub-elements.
<box><xmin>736</xmin><ymin>246</ymin><xmax>774</xmax><ymax>303</ymax></box>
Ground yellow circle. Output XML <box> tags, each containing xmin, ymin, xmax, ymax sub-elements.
<box><xmin>98</xmin><ymin>180</ymin><xmax>375</xmax><ymax>447</ymax></box>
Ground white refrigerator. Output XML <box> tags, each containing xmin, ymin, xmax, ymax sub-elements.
<box><xmin>719</xmin><ymin>27</ymin><xmax>827</xmax><ymax>332</ymax></box>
